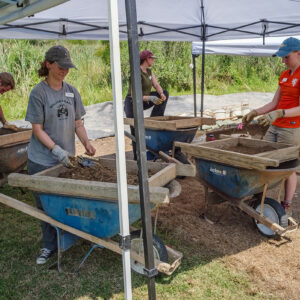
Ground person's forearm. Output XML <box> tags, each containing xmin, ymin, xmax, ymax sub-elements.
<box><xmin>151</xmin><ymin>73</ymin><xmax>164</xmax><ymax>96</ymax></box>
<box><xmin>255</xmin><ymin>102</ymin><xmax>279</xmax><ymax>115</ymax></box>
<box><xmin>32</xmin><ymin>125</ymin><xmax>55</xmax><ymax>150</ymax></box>
<box><xmin>0</xmin><ymin>106</ymin><xmax>6</xmax><ymax>124</ymax></box>
<box><xmin>75</xmin><ymin>120</ymin><xmax>89</xmax><ymax>147</ymax></box>
<box><xmin>283</xmin><ymin>106</ymin><xmax>300</xmax><ymax>118</ymax></box>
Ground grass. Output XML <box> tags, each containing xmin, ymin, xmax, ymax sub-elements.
<box><xmin>0</xmin><ymin>184</ymin><xmax>277</xmax><ymax>300</ymax></box>
<box><xmin>0</xmin><ymin>39</ymin><xmax>285</xmax><ymax>122</ymax></box>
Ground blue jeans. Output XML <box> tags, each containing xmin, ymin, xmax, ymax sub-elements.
<box><xmin>27</xmin><ymin>159</ymin><xmax>57</xmax><ymax>251</ymax></box>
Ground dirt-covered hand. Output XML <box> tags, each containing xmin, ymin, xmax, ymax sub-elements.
<box><xmin>257</xmin><ymin>109</ymin><xmax>284</xmax><ymax>127</ymax></box>
<box><xmin>241</xmin><ymin>110</ymin><xmax>258</xmax><ymax>126</ymax></box>
<box><xmin>147</xmin><ymin>95</ymin><xmax>163</xmax><ymax>105</ymax></box>
<box><xmin>52</xmin><ymin>145</ymin><xmax>73</xmax><ymax>167</ymax></box>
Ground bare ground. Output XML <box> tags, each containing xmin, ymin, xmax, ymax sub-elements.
<box><xmin>76</xmin><ymin>136</ymin><xmax>300</xmax><ymax>300</ymax></box>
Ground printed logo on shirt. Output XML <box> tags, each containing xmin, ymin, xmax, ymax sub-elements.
<box><xmin>281</xmin><ymin>78</ymin><xmax>288</xmax><ymax>83</ymax></box>
<box><xmin>65</xmin><ymin>92</ymin><xmax>74</xmax><ymax>98</ymax></box>
<box><xmin>57</xmin><ymin>104</ymin><xmax>68</xmax><ymax>120</ymax></box>
<box><xmin>292</xmin><ymin>78</ymin><xmax>298</xmax><ymax>87</ymax></box>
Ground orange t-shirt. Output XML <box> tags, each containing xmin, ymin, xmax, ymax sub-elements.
<box><xmin>273</xmin><ymin>66</ymin><xmax>300</xmax><ymax>128</ymax></box>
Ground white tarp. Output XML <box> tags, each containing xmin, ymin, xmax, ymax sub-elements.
<box><xmin>1</xmin><ymin>0</ymin><xmax>300</xmax><ymax>41</ymax></box>
<box><xmin>192</xmin><ymin>36</ymin><xmax>300</xmax><ymax>56</ymax></box>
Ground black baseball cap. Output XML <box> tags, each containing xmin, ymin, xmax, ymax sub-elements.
<box><xmin>45</xmin><ymin>45</ymin><xmax>76</xmax><ymax>69</ymax></box>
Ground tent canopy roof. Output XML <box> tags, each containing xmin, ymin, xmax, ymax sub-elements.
<box><xmin>192</xmin><ymin>36</ymin><xmax>300</xmax><ymax>57</ymax></box>
<box><xmin>1</xmin><ymin>0</ymin><xmax>300</xmax><ymax>41</ymax></box>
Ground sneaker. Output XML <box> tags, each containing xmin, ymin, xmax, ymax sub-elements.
<box><xmin>36</xmin><ymin>248</ymin><xmax>54</xmax><ymax>265</ymax></box>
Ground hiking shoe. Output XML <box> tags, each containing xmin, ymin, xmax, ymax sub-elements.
<box><xmin>36</xmin><ymin>248</ymin><xmax>54</xmax><ymax>265</ymax></box>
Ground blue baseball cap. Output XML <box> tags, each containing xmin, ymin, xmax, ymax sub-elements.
<box><xmin>273</xmin><ymin>37</ymin><xmax>300</xmax><ymax>57</ymax></box>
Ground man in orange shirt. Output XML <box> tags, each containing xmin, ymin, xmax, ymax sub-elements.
<box><xmin>243</xmin><ymin>37</ymin><xmax>300</xmax><ymax>215</ymax></box>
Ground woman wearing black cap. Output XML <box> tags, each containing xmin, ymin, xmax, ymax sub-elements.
<box><xmin>124</xmin><ymin>49</ymin><xmax>169</xmax><ymax>160</ymax></box>
<box><xmin>25</xmin><ymin>45</ymin><xmax>96</xmax><ymax>265</ymax></box>
<box><xmin>242</xmin><ymin>37</ymin><xmax>300</xmax><ymax>216</ymax></box>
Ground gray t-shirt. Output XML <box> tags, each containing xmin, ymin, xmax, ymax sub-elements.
<box><xmin>26</xmin><ymin>81</ymin><xmax>86</xmax><ymax>166</ymax></box>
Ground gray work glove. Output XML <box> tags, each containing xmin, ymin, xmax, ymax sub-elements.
<box><xmin>147</xmin><ymin>95</ymin><xmax>164</xmax><ymax>105</ymax></box>
<box><xmin>51</xmin><ymin>145</ymin><xmax>72</xmax><ymax>167</ymax></box>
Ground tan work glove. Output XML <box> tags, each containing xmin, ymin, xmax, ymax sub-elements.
<box><xmin>241</xmin><ymin>110</ymin><xmax>258</xmax><ymax>126</ymax></box>
<box><xmin>3</xmin><ymin>121</ymin><xmax>18</xmax><ymax>131</ymax></box>
<box><xmin>257</xmin><ymin>109</ymin><xmax>284</xmax><ymax>127</ymax></box>
<box><xmin>147</xmin><ymin>95</ymin><xmax>164</xmax><ymax>105</ymax></box>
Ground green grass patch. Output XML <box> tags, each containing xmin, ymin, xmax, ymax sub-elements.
<box><xmin>0</xmin><ymin>40</ymin><xmax>284</xmax><ymax>121</ymax></box>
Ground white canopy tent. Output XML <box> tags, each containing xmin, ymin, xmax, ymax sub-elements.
<box><xmin>1</xmin><ymin>0</ymin><xmax>300</xmax><ymax>41</ymax></box>
<box><xmin>192</xmin><ymin>36</ymin><xmax>300</xmax><ymax>57</ymax></box>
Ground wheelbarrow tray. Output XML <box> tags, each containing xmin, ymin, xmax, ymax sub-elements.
<box><xmin>195</xmin><ymin>158</ymin><xmax>296</xmax><ymax>199</ymax></box>
<box><xmin>0</xmin><ymin>193</ymin><xmax>183</xmax><ymax>275</ymax></box>
<box><xmin>8</xmin><ymin>158</ymin><xmax>193</xmax><ymax>238</ymax></box>
<box><xmin>176</xmin><ymin>137</ymin><xmax>299</xmax><ymax>170</ymax></box>
<box><xmin>124</xmin><ymin>116</ymin><xmax>216</xmax><ymax>131</ymax></box>
<box><xmin>0</xmin><ymin>128</ymin><xmax>32</xmax><ymax>186</ymax></box>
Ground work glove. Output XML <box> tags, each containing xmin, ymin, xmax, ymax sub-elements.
<box><xmin>51</xmin><ymin>145</ymin><xmax>73</xmax><ymax>167</ymax></box>
<box><xmin>147</xmin><ymin>95</ymin><xmax>164</xmax><ymax>105</ymax></box>
<box><xmin>241</xmin><ymin>110</ymin><xmax>258</xmax><ymax>126</ymax></box>
<box><xmin>257</xmin><ymin>109</ymin><xmax>284</xmax><ymax>127</ymax></box>
<box><xmin>3</xmin><ymin>121</ymin><xmax>18</xmax><ymax>131</ymax></box>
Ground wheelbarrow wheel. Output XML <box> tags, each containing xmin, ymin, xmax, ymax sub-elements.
<box><xmin>130</xmin><ymin>230</ymin><xmax>168</xmax><ymax>275</ymax></box>
<box><xmin>252</xmin><ymin>197</ymin><xmax>288</xmax><ymax>237</ymax></box>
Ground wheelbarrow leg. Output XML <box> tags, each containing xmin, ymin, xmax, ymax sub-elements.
<box><xmin>75</xmin><ymin>244</ymin><xmax>104</xmax><ymax>273</ymax></box>
<box><xmin>260</xmin><ymin>184</ymin><xmax>268</xmax><ymax>217</ymax></box>
<box><xmin>277</xmin><ymin>179</ymin><xmax>286</xmax><ymax>203</ymax></box>
<box><xmin>55</xmin><ymin>227</ymin><xmax>63</xmax><ymax>273</ymax></box>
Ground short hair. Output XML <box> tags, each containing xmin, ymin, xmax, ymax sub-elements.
<box><xmin>0</xmin><ymin>72</ymin><xmax>15</xmax><ymax>90</ymax></box>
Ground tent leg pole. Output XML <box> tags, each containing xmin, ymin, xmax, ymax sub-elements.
<box><xmin>125</xmin><ymin>0</ymin><xmax>157</xmax><ymax>299</ymax></box>
<box><xmin>192</xmin><ymin>54</ymin><xmax>197</xmax><ymax>117</ymax></box>
<box><xmin>108</xmin><ymin>0</ymin><xmax>132</xmax><ymax>299</ymax></box>
<box><xmin>200</xmin><ymin>39</ymin><xmax>206</xmax><ymax>129</ymax></box>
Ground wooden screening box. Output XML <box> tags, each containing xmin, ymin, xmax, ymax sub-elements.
<box><xmin>175</xmin><ymin>137</ymin><xmax>300</xmax><ymax>170</ymax></box>
<box><xmin>8</xmin><ymin>158</ymin><xmax>195</xmax><ymax>204</ymax></box>
<box><xmin>124</xmin><ymin>116</ymin><xmax>216</xmax><ymax>131</ymax></box>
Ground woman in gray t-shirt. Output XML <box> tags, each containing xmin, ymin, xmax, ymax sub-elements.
<box><xmin>25</xmin><ymin>45</ymin><xmax>96</xmax><ymax>265</ymax></box>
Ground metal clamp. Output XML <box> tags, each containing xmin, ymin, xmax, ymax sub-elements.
<box><xmin>143</xmin><ymin>267</ymin><xmax>158</xmax><ymax>278</ymax></box>
<box><xmin>119</xmin><ymin>234</ymin><xmax>131</xmax><ymax>250</ymax></box>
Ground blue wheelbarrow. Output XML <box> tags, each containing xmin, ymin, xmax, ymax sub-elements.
<box><xmin>175</xmin><ymin>137</ymin><xmax>300</xmax><ymax>237</ymax></box>
<box><xmin>124</xmin><ymin>116</ymin><xmax>216</xmax><ymax>162</ymax></box>
<box><xmin>4</xmin><ymin>157</ymin><xmax>191</xmax><ymax>275</ymax></box>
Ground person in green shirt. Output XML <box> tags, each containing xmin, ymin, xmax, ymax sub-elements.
<box><xmin>124</xmin><ymin>50</ymin><xmax>169</xmax><ymax>160</ymax></box>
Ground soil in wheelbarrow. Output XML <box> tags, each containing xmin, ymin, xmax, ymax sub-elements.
<box><xmin>206</xmin><ymin>123</ymin><xmax>269</xmax><ymax>141</ymax></box>
<box><xmin>218</xmin><ymin>143</ymin><xmax>275</xmax><ymax>154</ymax></box>
<box><xmin>58</xmin><ymin>158</ymin><xmax>155</xmax><ymax>185</ymax></box>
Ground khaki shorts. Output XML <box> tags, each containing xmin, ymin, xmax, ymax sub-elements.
<box><xmin>264</xmin><ymin>125</ymin><xmax>300</xmax><ymax>146</ymax></box>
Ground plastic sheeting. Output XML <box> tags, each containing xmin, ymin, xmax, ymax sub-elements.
<box><xmin>1</xmin><ymin>0</ymin><xmax>300</xmax><ymax>41</ymax></box>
